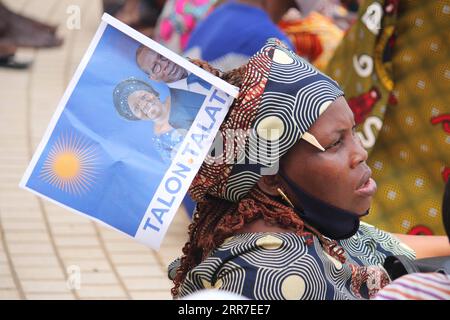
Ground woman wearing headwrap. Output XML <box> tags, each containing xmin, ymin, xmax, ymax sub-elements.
<box><xmin>171</xmin><ymin>39</ymin><xmax>450</xmax><ymax>300</ymax></box>
<box><xmin>113</xmin><ymin>78</ymin><xmax>205</xmax><ymax>162</ymax></box>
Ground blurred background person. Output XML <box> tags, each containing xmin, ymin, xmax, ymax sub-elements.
<box><xmin>183</xmin><ymin>0</ymin><xmax>295</xmax><ymax>71</ymax></box>
<box><xmin>154</xmin><ymin>0</ymin><xmax>218</xmax><ymax>54</ymax></box>
<box><xmin>277</xmin><ymin>0</ymin><xmax>358</xmax><ymax>71</ymax></box>
<box><xmin>0</xmin><ymin>1</ymin><xmax>62</xmax><ymax>69</ymax></box>
<box><xmin>103</xmin><ymin>0</ymin><xmax>166</xmax><ymax>36</ymax></box>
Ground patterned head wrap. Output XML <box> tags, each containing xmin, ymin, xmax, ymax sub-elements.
<box><xmin>113</xmin><ymin>78</ymin><xmax>160</xmax><ymax>120</ymax></box>
<box><xmin>189</xmin><ymin>39</ymin><xmax>344</xmax><ymax>203</ymax></box>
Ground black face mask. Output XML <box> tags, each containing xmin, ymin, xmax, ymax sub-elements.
<box><xmin>279</xmin><ymin>171</ymin><xmax>369</xmax><ymax>240</ymax></box>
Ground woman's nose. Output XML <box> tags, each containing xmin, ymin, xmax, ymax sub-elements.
<box><xmin>350</xmin><ymin>135</ymin><xmax>368</xmax><ymax>169</ymax></box>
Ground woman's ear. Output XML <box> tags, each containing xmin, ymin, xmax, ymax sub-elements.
<box><xmin>257</xmin><ymin>174</ymin><xmax>282</xmax><ymax>196</ymax></box>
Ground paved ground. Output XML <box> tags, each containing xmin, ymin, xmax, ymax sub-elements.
<box><xmin>0</xmin><ymin>0</ymin><xmax>190</xmax><ymax>299</ymax></box>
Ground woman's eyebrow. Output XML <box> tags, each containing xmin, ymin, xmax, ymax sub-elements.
<box><xmin>323</xmin><ymin>125</ymin><xmax>354</xmax><ymax>142</ymax></box>
<box><xmin>326</xmin><ymin>128</ymin><xmax>345</xmax><ymax>138</ymax></box>
<box><xmin>332</xmin><ymin>123</ymin><xmax>356</xmax><ymax>134</ymax></box>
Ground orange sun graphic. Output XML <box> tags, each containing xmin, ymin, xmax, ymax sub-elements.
<box><xmin>40</xmin><ymin>132</ymin><xmax>99</xmax><ymax>195</ymax></box>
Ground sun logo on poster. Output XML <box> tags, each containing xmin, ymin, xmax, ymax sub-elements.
<box><xmin>40</xmin><ymin>132</ymin><xmax>99</xmax><ymax>195</ymax></box>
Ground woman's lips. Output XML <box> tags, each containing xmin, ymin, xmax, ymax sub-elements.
<box><xmin>355</xmin><ymin>178</ymin><xmax>377</xmax><ymax>197</ymax></box>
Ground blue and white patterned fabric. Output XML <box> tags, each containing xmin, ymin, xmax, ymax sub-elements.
<box><xmin>190</xmin><ymin>38</ymin><xmax>344</xmax><ymax>203</ymax></box>
<box><xmin>179</xmin><ymin>222</ymin><xmax>416</xmax><ymax>300</ymax></box>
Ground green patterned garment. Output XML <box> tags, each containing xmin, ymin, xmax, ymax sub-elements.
<box><xmin>179</xmin><ymin>222</ymin><xmax>415</xmax><ymax>300</ymax></box>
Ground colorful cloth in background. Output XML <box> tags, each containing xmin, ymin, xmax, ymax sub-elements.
<box><xmin>179</xmin><ymin>222</ymin><xmax>415</xmax><ymax>300</ymax></box>
<box><xmin>183</xmin><ymin>2</ymin><xmax>294</xmax><ymax>71</ymax></box>
<box><xmin>279</xmin><ymin>11</ymin><xmax>344</xmax><ymax>71</ymax></box>
<box><xmin>154</xmin><ymin>0</ymin><xmax>217</xmax><ymax>54</ymax></box>
<box><xmin>374</xmin><ymin>273</ymin><xmax>450</xmax><ymax>300</ymax></box>
<box><xmin>326</xmin><ymin>0</ymin><xmax>450</xmax><ymax>235</ymax></box>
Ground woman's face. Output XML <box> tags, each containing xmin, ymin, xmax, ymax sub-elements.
<box><xmin>127</xmin><ymin>90</ymin><xmax>165</xmax><ymax>120</ymax></box>
<box><xmin>280</xmin><ymin>97</ymin><xmax>377</xmax><ymax>215</ymax></box>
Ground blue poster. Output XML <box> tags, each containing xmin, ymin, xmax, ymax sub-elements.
<box><xmin>20</xmin><ymin>14</ymin><xmax>238</xmax><ymax>249</ymax></box>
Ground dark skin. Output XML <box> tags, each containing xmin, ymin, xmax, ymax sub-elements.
<box><xmin>239</xmin><ymin>97</ymin><xmax>373</xmax><ymax>234</ymax></box>
<box><xmin>259</xmin><ymin>96</ymin><xmax>374</xmax><ymax>215</ymax></box>
<box><xmin>241</xmin><ymin>98</ymin><xmax>450</xmax><ymax>259</ymax></box>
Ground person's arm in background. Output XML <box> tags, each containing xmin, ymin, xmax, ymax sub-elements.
<box><xmin>392</xmin><ymin>234</ymin><xmax>450</xmax><ymax>259</ymax></box>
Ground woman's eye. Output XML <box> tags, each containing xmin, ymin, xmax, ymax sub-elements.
<box><xmin>332</xmin><ymin>139</ymin><xmax>342</xmax><ymax>147</ymax></box>
<box><xmin>327</xmin><ymin>138</ymin><xmax>342</xmax><ymax>150</ymax></box>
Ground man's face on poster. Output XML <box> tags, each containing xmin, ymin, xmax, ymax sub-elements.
<box><xmin>127</xmin><ymin>90</ymin><xmax>165</xmax><ymax>120</ymax></box>
<box><xmin>136</xmin><ymin>47</ymin><xmax>188</xmax><ymax>83</ymax></box>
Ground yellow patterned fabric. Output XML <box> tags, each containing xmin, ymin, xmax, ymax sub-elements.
<box><xmin>326</xmin><ymin>0</ymin><xmax>450</xmax><ymax>235</ymax></box>
<box><xmin>179</xmin><ymin>222</ymin><xmax>415</xmax><ymax>300</ymax></box>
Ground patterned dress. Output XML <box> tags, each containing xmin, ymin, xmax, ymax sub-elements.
<box><xmin>179</xmin><ymin>222</ymin><xmax>415</xmax><ymax>300</ymax></box>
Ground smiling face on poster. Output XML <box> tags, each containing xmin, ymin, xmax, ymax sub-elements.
<box><xmin>19</xmin><ymin>14</ymin><xmax>238</xmax><ymax>249</ymax></box>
